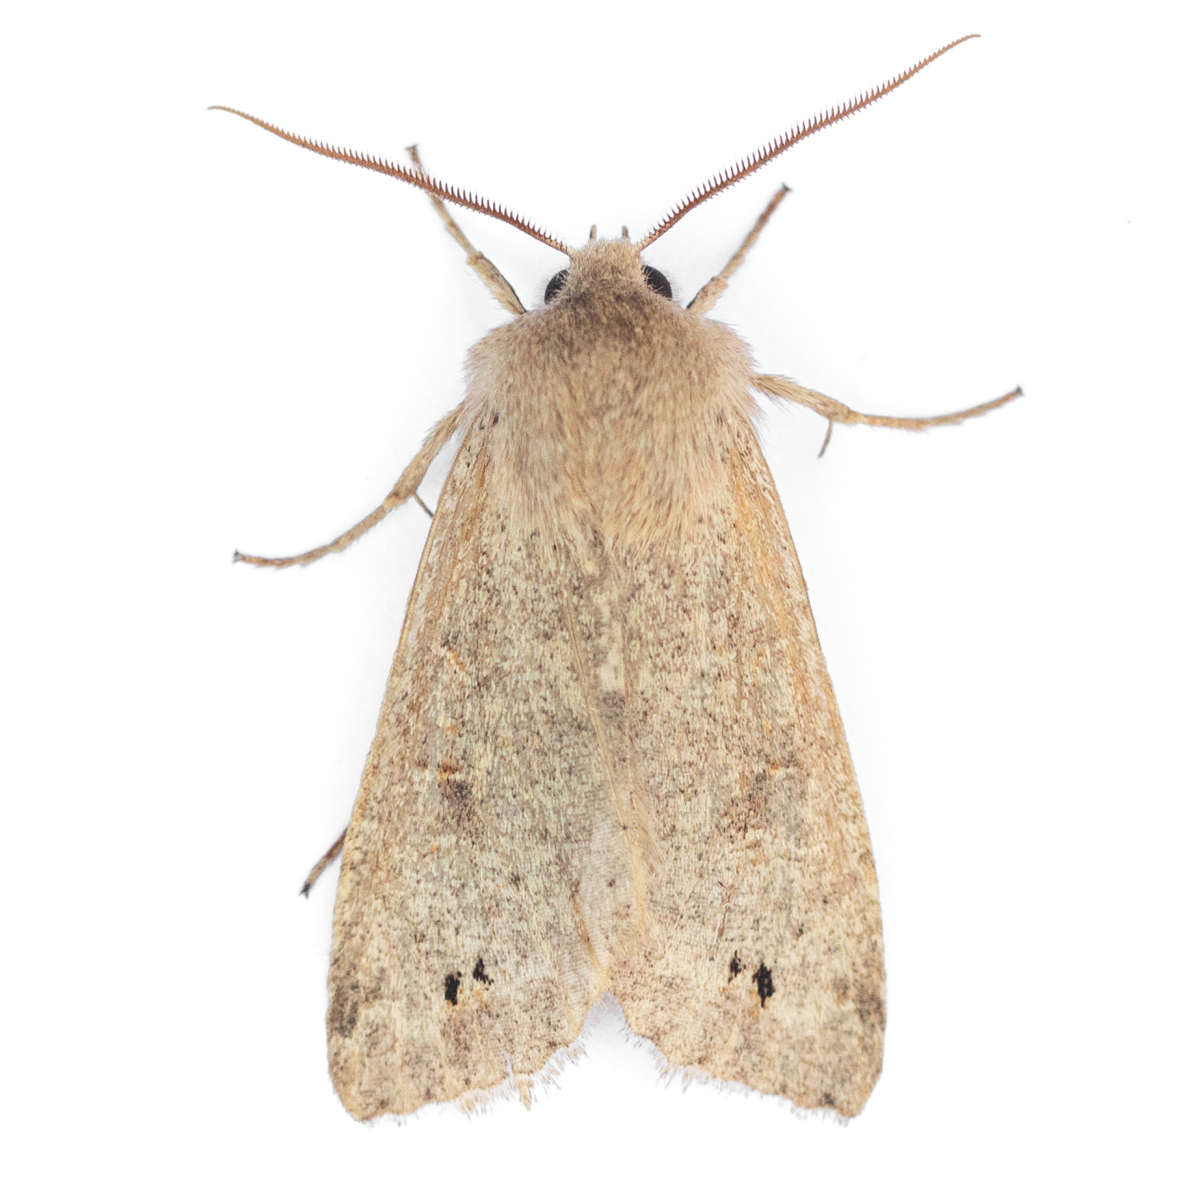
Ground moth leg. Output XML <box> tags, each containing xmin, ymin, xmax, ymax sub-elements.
<box><xmin>234</xmin><ymin>401</ymin><xmax>464</xmax><ymax>568</ymax></box>
<box><xmin>688</xmin><ymin>185</ymin><xmax>790</xmax><ymax>315</ymax></box>
<box><xmin>300</xmin><ymin>827</ymin><xmax>346</xmax><ymax>896</ymax></box>
<box><xmin>407</xmin><ymin>145</ymin><xmax>526</xmax><ymax>316</ymax></box>
<box><xmin>754</xmin><ymin>374</ymin><xmax>1021</xmax><ymax>455</ymax></box>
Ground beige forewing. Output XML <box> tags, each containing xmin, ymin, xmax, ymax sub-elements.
<box><xmin>327</xmin><ymin>413</ymin><xmax>646</xmax><ymax>1120</ymax></box>
<box><xmin>607</xmin><ymin>411</ymin><xmax>884</xmax><ymax>1118</ymax></box>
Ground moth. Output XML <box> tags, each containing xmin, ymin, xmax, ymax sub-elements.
<box><xmin>217</xmin><ymin>34</ymin><xmax>1017</xmax><ymax>1120</ymax></box>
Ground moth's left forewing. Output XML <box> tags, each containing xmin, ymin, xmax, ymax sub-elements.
<box><xmin>606</xmin><ymin>377</ymin><xmax>884</xmax><ymax>1118</ymax></box>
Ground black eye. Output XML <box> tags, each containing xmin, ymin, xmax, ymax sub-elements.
<box><xmin>642</xmin><ymin>264</ymin><xmax>672</xmax><ymax>299</ymax></box>
<box><xmin>544</xmin><ymin>269</ymin><xmax>568</xmax><ymax>303</ymax></box>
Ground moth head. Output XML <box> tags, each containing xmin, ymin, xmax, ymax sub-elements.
<box><xmin>543</xmin><ymin>233</ymin><xmax>673</xmax><ymax>306</ymax></box>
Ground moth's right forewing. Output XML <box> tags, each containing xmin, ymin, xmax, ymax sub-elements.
<box><xmin>327</xmin><ymin>412</ymin><xmax>644</xmax><ymax>1120</ymax></box>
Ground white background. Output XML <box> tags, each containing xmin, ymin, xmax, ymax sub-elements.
<box><xmin>4</xmin><ymin>1</ymin><xmax>1196</xmax><ymax>1195</ymax></box>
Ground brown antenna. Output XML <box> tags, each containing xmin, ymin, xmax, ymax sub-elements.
<box><xmin>636</xmin><ymin>34</ymin><xmax>979</xmax><ymax>250</ymax></box>
<box><xmin>209</xmin><ymin>106</ymin><xmax>570</xmax><ymax>256</ymax></box>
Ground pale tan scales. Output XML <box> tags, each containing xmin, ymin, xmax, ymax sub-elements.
<box><xmin>609</xmin><ymin>420</ymin><xmax>884</xmax><ymax>1115</ymax></box>
<box><xmin>328</xmin><ymin>243</ymin><xmax>883</xmax><ymax>1117</ymax></box>
<box><xmin>328</xmin><ymin>405</ymin><xmax>648</xmax><ymax>1118</ymax></box>
<box><xmin>220</xmin><ymin>35</ymin><xmax>1015</xmax><ymax>1122</ymax></box>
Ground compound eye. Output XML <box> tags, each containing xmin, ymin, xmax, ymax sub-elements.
<box><xmin>642</xmin><ymin>264</ymin><xmax>672</xmax><ymax>300</ymax></box>
<box><xmin>544</xmin><ymin>269</ymin><xmax>568</xmax><ymax>303</ymax></box>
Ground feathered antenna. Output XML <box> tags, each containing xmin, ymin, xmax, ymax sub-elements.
<box><xmin>636</xmin><ymin>35</ymin><xmax>979</xmax><ymax>250</ymax></box>
<box><xmin>209</xmin><ymin>106</ymin><xmax>570</xmax><ymax>255</ymax></box>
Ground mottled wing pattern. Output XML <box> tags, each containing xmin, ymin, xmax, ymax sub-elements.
<box><xmin>328</xmin><ymin>415</ymin><xmax>644</xmax><ymax>1119</ymax></box>
<box><xmin>608</xmin><ymin>413</ymin><xmax>884</xmax><ymax>1117</ymax></box>
<box><xmin>330</xmin><ymin>397</ymin><xmax>882</xmax><ymax>1119</ymax></box>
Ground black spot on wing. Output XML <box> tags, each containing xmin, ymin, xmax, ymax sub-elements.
<box><xmin>752</xmin><ymin>962</ymin><xmax>775</xmax><ymax>1007</ymax></box>
<box><xmin>444</xmin><ymin>972</ymin><xmax>462</xmax><ymax>1005</ymax></box>
<box><xmin>472</xmin><ymin>958</ymin><xmax>493</xmax><ymax>986</ymax></box>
